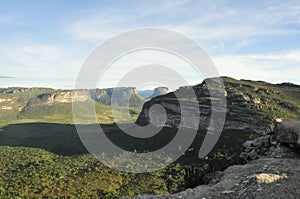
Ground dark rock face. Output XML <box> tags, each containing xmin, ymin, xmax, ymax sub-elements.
<box><xmin>137</xmin><ymin>77</ymin><xmax>300</xmax><ymax>134</ymax></box>
<box><xmin>202</xmin><ymin>171</ymin><xmax>224</xmax><ymax>185</ymax></box>
<box><xmin>274</xmin><ymin>119</ymin><xmax>300</xmax><ymax>149</ymax></box>
<box><xmin>240</xmin><ymin>119</ymin><xmax>300</xmax><ymax>163</ymax></box>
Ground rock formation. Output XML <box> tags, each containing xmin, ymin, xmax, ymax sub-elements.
<box><xmin>132</xmin><ymin>77</ymin><xmax>300</xmax><ymax>198</ymax></box>
<box><xmin>137</xmin><ymin>77</ymin><xmax>300</xmax><ymax>134</ymax></box>
<box><xmin>147</xmin><ymin>87</ymin><xmax>169</xmax><ymax>99</ymax></box>
<box><xmin>90</xmin><ymin>87</ymin><xmax>145</xmax><ymax>107</ymax></box>
<box><xmin>132</xmin><ymin>119</ymin><xmax>300</xmax><ymax>199</ymax></box>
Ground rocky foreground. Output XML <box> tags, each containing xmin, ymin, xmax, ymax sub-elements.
<box><xmin>132</xmin><ymin>119</ymin><xmax>300</xmax><ymax>199</ymax></box>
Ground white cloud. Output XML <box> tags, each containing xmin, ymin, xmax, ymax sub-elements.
<box><xmin>2</xmin><ymin>0</ymin><xmax>300</xmax><ymax>88</ymax></box>
<box><xmin>65</xmin><ymin>0</ymin><xmax>190</xmax><ymax>43</ymax></box>
<box><xmin>65</xmin><ymin>0</ymin><xmax>300</xmax><ymax>53</ymax></box>
<box><xmin>213</xmin><ymin>49</ymin><xmax>300</xmax><ymax>84</ymax></box>
<box><xmin>0</xmin><ymin>44</ymin><xmax>85</xmax><ymax>87</ymax></box>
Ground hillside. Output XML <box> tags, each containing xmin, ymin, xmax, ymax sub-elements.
<box><xmin>138</xmin><ymin>77</ymin><xmax>300</xmax><ymax>132</ymax></box>
<box><xmin>0</xmin><ymin>77</ymin><xmax>299</xmax><ymax>198</ymax></box>
<box><xmin>0</xmin><ymin>87</ymin><xmax>147</xmax><ymax>125</ymax></box>
<box><xmin>90</xmin><ymin>87</ymin><xmax>145</xmax><ymax>107</ymax></box>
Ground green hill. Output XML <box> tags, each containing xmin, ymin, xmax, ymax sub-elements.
<box><xmin>0</xmin><ymin>87</ymin><xmax>145</xmax><ymax>126</ymax></box>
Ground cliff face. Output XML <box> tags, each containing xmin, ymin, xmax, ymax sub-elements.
<box><xmin>29</xmin><ymin>91</ymin><xmax>91</xmax><ymax>105</ymax></box>
<box><xmin>137</xmin><ymin>77</ymin><xmax>300</xmax><ymax>134</ymax></box>
<box><xmin>0</xmin><ymin>87</ymin><xmax>146</xmax><ymax>120</ymax></box>
<box><xmin>90</xmin><ymin>87</ymin><xmax>145</xmax><ymax>107</ymax></box>
<box><xmin>147</xmin><ymin>87</ymin><xmax>169</xmax><ymax>99</ymax></box>
<box><xmin>132</xmin><ymin>77</ymin><xmax>300</xmax><ymax>199</ymax></box>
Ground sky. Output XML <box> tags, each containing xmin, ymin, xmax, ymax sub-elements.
<box><xmin>0</xmin><ymin>0</ymin><xmax>300</xmax><ymax>89</ymax></box>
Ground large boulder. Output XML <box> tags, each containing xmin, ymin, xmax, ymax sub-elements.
<box><xmin>274</xmin><ymin>119</ymin><xmax>300</xmax><ymax>149</ymax></box>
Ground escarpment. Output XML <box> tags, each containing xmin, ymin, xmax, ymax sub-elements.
<box><xmin>137</xmin><ymin>77</ymin><xmax>300</xmax><ymax>134</ymax></box>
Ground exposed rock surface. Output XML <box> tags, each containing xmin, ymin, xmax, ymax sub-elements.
<box><xmin>132</xmin><ymin>119</ymin><xmax>300</xmax><ymax>199</ymax></box>
<box><xmin>30</xmin><ymin>90</ymin><xmax>91</xmax><ymax>105</ymax></box>
<box><xmin>0</xmin><ymin>97</ymin><xmax>15</xmax><ymax>110</ymax></box>
<box><xmin>137</xmin><ymin>77</ymin><xmax>300</xmax><ymax>134</ymax></box>
<box><xmin>147</xmin><ymin>87</ymin><xmax>169</xmax><ymax>99</ymax></box>
<box><xmin>132</xmin><ymin>158</ymin><xmax>300</xmax><ymax>199</ymax></box>
<box><xmin>274</xmin><ymin>119</ymin><xmax>300</xmax><ymax>149</ymax></box>
<box><xmin>90</xmin><ymin>87</ymin><xmax>145</xmax><ymax>106</ymax></box>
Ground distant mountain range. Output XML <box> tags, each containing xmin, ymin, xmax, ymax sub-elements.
<box><xmin>0</xmin><ymin>86</ymin><xmax>168</xmax><ymax>121</ymax></box>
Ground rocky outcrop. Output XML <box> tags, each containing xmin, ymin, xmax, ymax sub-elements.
<box><xmin>132</xmin><ymin>119</ymin><xmax>300</xmax><ymax>199</ymax></box>
<box><xmin>133</xmin><ymin>158</ymin><xmax>300</xmax><ymax>199</ymax></box>
<box><xmin>0</xmin><ymin>98</ymin><xmax>14</xmax><ymax>110</ymax></box>
<box><xmin>147</xmin><ymin>87</ymin><xmax>169</xmax><ymax>99</ymax></box>
<box><xmin>274</xmin><ymin>119</ymin><xmax>300</xmax><ymax>149</ymax></box>
<box><xmin>132</xmin><ymin>77</ymin><xmax>300</xmax><ymax>199</ymax></box>
<box><xmin>240</xmin><ymin>119</ymin><xmax>300</xmax><ymax>163</ymax></box>
<box><xmin>28</xmin><ymin>90</ymin><xmax>91</xmax><ymax>105</ymax></box>
<box><xmin>0</xmin><ymin>98</ymin><xmax>13</xmax><ymax>103</ymax></box>
<box><xmin>137</xmin><ymin>77</ymin><xmax>299</xmax><ymax>134</ymax></box>
<box><xmin>0</xmin><ymin>97</ymin><xmax>23</xmax><ymax>111</ymax></box>
<box><xmin>90</xmin><ymin>87</ymin><xmax>145</xmax><ymax>107</ymax></box>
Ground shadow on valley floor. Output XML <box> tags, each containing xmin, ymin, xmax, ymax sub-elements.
<box><xmin>0</xmin><ymin>123</ymin><xmax>89</xmax><ymax>155</ymax></box>
<box><xmin>0</xmin><ymin>122</ymin><xmax>259</xmax><ymax>169</ymax></box>
<box><xmin>0</xmin><ymin>122</ymin><xmax>179</xmax><ymax>156</ymax></box>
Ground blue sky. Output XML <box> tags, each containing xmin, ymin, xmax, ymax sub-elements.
<box><xmin>0</xmin><ymin>0</ymin><xmax>300</xmax><ymax>88</ymax></box>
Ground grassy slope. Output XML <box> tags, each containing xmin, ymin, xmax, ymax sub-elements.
<box><xmin>223</xmin><ymin>77</ymin><xmax>300</xmax><ymax>118</ymax></box>
<box><xmin>0</xmin><ymin>88</ymin><xmax>54</xmax><ymax>121</ymax></box>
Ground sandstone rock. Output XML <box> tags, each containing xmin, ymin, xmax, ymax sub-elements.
<box><xmin>90</xmin><ymin>87</ymin><xmax>144</xmax><ymax>106</ymax></box>
<box><xmin>251</xmin><ymin>97</ymin><xmax>261</xmax><ymax>104</ymax></box>
<box><xmin>34</xmin><ymin>91</ymin><xmax>91</xmax><ymax>104</ymax></box>
<box><xmin>148</xmin><ymin>87</ymin><xmax>169</xmax><ymax>99</ymax></box>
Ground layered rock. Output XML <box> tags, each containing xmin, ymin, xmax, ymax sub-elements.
<box><xmin>28</xmin><ymin>90</ymin><xmax>91</xmax><ymax>105</ymax></box>
<box><xmin>137</xmin><ymin>77</ymin><xmax>300</xmax><ymax>134</ymax></box>
<box><xmin>90</xmin><ymin>87</ymin><xmax>145</xmax><ymax>107</ymax></box>
<box><xmin>147</xmin><ymin>87</ymin><xmax>169</xmax><ymax>99</ymax></box>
